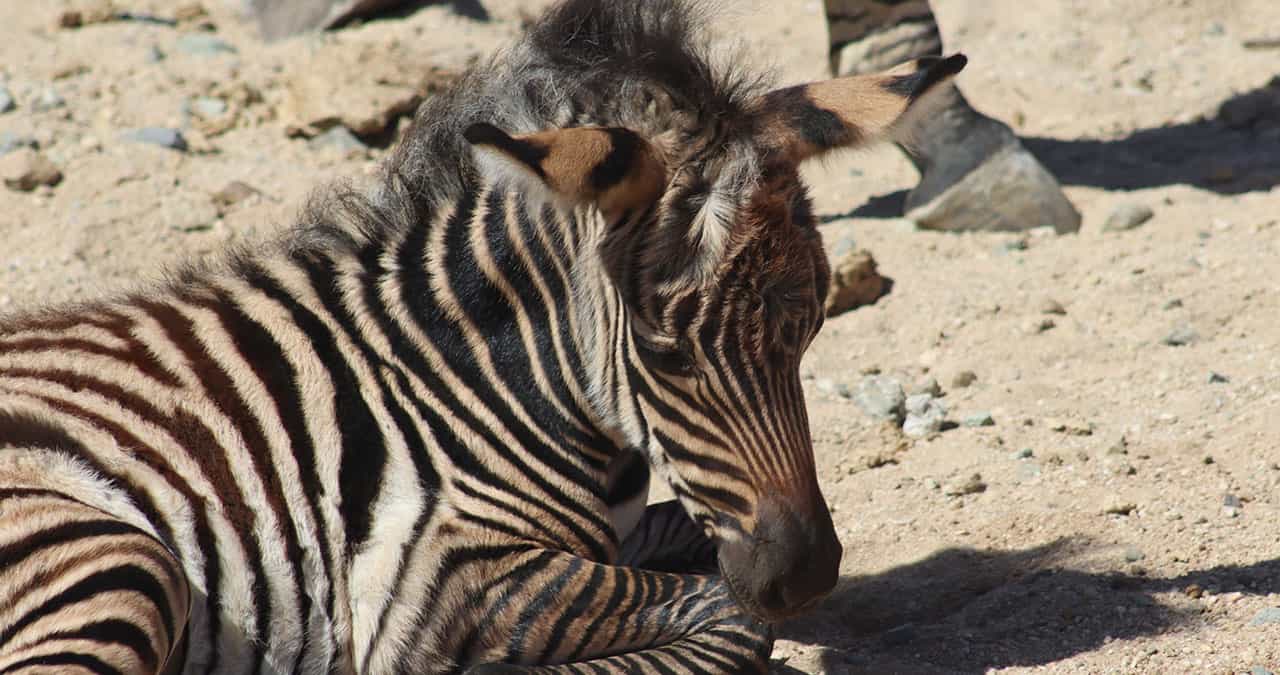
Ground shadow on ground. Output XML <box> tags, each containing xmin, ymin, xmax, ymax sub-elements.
<box><xmin>825</xmin><ymin>83</ymin><xmax>1280</xmax><ymax>223</ymax></box>
<box><xmin>771</xmin><ymin>537</ymin><xmax>1280</xmax><ymax>674</ymax></box>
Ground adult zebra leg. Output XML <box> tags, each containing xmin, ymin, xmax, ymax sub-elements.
<box><xmin>0</xmin><ymin>487</ymin><xmax>190</xmax><ymax>675</ymax></box>
<box><xmin>461</xmin><ymin>549</ymin><xmax>772</xmax><ymax>674</ymax></box>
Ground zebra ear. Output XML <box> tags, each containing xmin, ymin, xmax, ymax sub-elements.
<box><xmin>757</xmin><ymin>54</ymin><xmax>967</xmax><ymax>163</ymax></box>
<box><xmin>464</xmin><ymin>123</ymin><xmax>667</xmax><ymax>214</ymax></box>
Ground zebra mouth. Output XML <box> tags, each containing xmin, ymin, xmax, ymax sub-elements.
<box><xmin>717</xmin><ymin>558</ymin><xmax>817</xmax><ymax>623</ymax></box>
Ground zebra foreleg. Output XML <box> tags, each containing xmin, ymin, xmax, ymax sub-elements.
<box><xmin>617</xmin><ymin>500</ymin><xmax>716</xmax><ymax>574</ymax></box>
<box><xmin>461</xmin><ymin>549</ymin><xmax>772</xmax><ymax>674</ymax></box>
<box><xmin>0</xmin><ymin>487</ymin><xmax>191</xmax><ymax>675</ymax></box>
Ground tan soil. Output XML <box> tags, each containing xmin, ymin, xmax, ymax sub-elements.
<box><xmin>2</xmin><ymin>1</ymin><xmax>1279</xmax><ymax>673</ymax></box>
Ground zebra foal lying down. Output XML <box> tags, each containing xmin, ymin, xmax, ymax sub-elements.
<box><xmin>0</xmin><ymin>0</ymin><xmax>964</xmax><ymax>672</ymax></box>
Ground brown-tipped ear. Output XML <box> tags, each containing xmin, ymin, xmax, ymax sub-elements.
<box><xmin>758</xmin><ymin>53</ymin><xmax>967</xmax><ymax>163</ymax></box>
<box><xmin>464</xmin><ymin>123</ymin><xmax>667</xmax><ymax>214</ymax></box>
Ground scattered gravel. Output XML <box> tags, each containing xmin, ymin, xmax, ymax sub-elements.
<box><xmin>32</xmin><ymin>87</ymin><xmax>66</xmax><ymax>112</ymax></box>
<box><xmin>1103</xmin><ymin>203</ymin><xmax>1155</xmax><ymax>231</ymax></box>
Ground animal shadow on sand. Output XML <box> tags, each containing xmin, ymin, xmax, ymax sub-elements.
<box><xmin>838</xmin><ymin>81</ymin><xmax>1280</xmax><ymax>220</ymax></box>
<box><xmin>769</xmin><ymin>537</ymin><xmax>1280</xmax><ymax>674</ymax></box>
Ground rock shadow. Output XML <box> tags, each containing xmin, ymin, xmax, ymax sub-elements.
<box><xmin>775</xmin><ymin>538</ymin><xmax>1280</xmax><ymax>674</ymax></box>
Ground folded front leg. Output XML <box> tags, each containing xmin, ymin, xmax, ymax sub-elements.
<box><xmin>460</xmin><ymin>547</ymin><xmax>771</xmax><ymax>674</ymax></box>
<box><xmin>618</xmin><ymin>499</ymin><xmax>717</xmax><ymax>574</ymax></box>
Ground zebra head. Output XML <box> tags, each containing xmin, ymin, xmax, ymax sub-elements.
<box><xmin>466</xmin><ymin>54</ymin><xmax>966</xmax><ymax>620</ymax></box>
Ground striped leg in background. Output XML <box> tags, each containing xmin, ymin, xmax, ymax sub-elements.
<box><xmin>617</xmin><ymin>500</ymin><xmax>716</xmax><ymax>575</ymax></box>
<box><xmin>0</xmin><ymin>487</ymin><xmax>190</xmax><ymax>675</ymax></box>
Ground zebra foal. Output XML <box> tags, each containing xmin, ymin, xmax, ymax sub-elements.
<box><xmin>0</xmin><ymin>0</ymin><xmax>964</xmax><ymax>672</ymax></box>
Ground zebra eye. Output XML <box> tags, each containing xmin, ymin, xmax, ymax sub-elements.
<box><xmin>636</xmin><ymin>335</ymin><xmax>697</xmax><ymax>377</ymax></box>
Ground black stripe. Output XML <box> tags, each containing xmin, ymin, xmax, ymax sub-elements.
<box><xmin>0</xmin><ymin>564</ymin><xmax>175</xmax><ymax>650</ymax></box>
<box><xmin>589</xmin><ymin>128</ymin><xmax>641</xmax><ymax>191</ymax></box>
<box><xmin>45</xmin><ymin>619</ymin><xmax>160</xmax><ymax>671</ymax></box>
<box><xmin>0</xmin><ymin>652</ymin><xmax>124</xmax><ymax>675</ymax></box>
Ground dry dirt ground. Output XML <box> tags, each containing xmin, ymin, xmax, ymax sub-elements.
<box><xmin>2</xmin><ymin>1</ymin><xmax>1279</xmax><ymax>673</ymax></box>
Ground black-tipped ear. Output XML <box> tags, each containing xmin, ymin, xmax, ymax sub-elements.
<box><xmin>757</xmin><ymin>53</ymin><xmax>967</xmax><ymax>163</ymax></box>
<box><xmin>465</xmin><ymin>124</ymin><xmax>667</xmax><ymax>214</ymax></box>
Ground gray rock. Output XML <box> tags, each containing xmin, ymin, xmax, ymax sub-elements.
<box><xmin>175</xmin><ymin>34</ymin><xmax>238</xmax><ymax>57</ymax></box>
<box><xmin>1163</xmin><ymin>323</ymin><xmax>1199</xmax><ymax>346</ymax></box>
<box><xmin>854</xmin><ymin>375</ymin><xmax>906</xmax><ymax>422</ymax></box>
<box><xmin>145</xmin><ymin>45</ymin><xmax>166</xmax><ymax>63</ymax></box>
<box><xmin>33</xmin><ymin>87</ymin><xmax>66</xmax><ymax>112</ymax></box>
<box><xmin>1015</xmin><ymin>461</ymin><xmax>1042</xmax><ymax>481</ymax></box>
<box><xmin>1250</xmin><ymin>607</ymin><xmax>1280</xmax><ymax>626</ymax></box>
<box><xmin>0</xmin><ymin>86</ymin><xmax>14</xmax><ymax>114</ymax></box>
<box><xmin>0</xmin><ymin>149</ymin><xmax>63</xmax><ymax>191</ymax></box>
<box><xmin>308</xmin><ymin>125</ymin><xmax>367</xmax><ymax>154</ymax></box>
<box><xmin>1012</xmin><ymin>447</ymin><xmax>1033</xmax><ymax>459</ymax></box>
<box><xmin>1207</xmin><ymin>371</ymin><xmax>1230</xmax><ymax>384</ymax></box>
<box><xmin>906</xmin><ymin>143</ymin><xmax>1081</xmax><ymax>234</ymax></box>
<box><xmin>121</xmin><ymin>127</ymin><xmax>188</xmax><ymax>152</ymax></box>
<box><xmin>1123</xmin><ymin>546</ymin><xmax>1145</xmax><ymax>562</ymax></box>
<box><xmin>1103</xmin><ymin>203</ymin><xmax>1154</xmax><ymax>232</ymax></box>
<box><xmin>902</xmin><ymin>393</ymin><xmax>946</xmax><ymax>437</ymax></box>
<box><xmin>1223</xmin><ymin>494</ymin><xmax>1243</xmax><ymax>508</ymax></box>
<box><xmin>962</xmin><ymin>411</ymin><xmax>995</xmax><ymax>428</ymax></box>
<box><xmin>829</xmin><ymin>234</ymin><xmax>857</xmax><ymax>261</ymax></box>
<box><xmin>0</xmin><ymin>132</ymin><xmax>37</xmax><ymax>156</ymax></box>
<box><xmin>1251</xmin><ymin>667</ymin><xmax>1275</xmax><ymax>675</ymax></box>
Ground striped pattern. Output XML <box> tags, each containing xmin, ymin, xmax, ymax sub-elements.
<box><xmin>0</xmin><ymin>0</ymin><xmax>965</xmax><ymax>671</ymax></box>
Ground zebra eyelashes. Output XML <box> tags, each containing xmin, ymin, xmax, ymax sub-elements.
<box><xmin>756</xmin><ymin>52</ymin><xmax>967</xmax><ymax>163</ymax></box>
<box><xmin>464</xmin><ymin>122</ymin><xmax>668</xmax><ymax>214</ymax></box>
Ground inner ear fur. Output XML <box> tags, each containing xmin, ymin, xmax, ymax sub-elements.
<box><xmin>464</xmin><ymin>123</ymin><xmax>667</xmax><ymax>214</ymax></box>
<box><xmin>758</xmin><ymin>53</ymin><xmax>967</xmax><ymax>163</ymax></box>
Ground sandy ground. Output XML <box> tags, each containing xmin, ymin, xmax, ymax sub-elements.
<box><xmin>2</xmin><ymin>1</ymin><xmax>1279</xmax><ymax>673</ymax></box>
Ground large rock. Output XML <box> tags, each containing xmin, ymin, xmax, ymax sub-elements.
<box><xmin>248</xmin><ymin>0</ymin><xmax>414</xmax><ymax>41</ymax></box>
<box><xmin>906</xmin><ymin>143</ymin><xmax>1082</xmax><ymax>234</ymax></box>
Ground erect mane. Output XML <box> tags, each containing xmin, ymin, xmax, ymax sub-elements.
<box><xmin>297</xmin><ymin>0</ymin><xmax>770</xmax><ymax>251</ymax></box>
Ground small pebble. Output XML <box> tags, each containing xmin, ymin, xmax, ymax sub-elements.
<box><xmin>1207</xmin><ymin>371</ymin><xmax>1229</xmax><ymax>384</ymax></box>
<box><xmin>1249</xmin><ymin>607</ymin><xmax>1280</xmax><ymax>626</ymax></box>
<box><xmin>1012</xmin><ymin>447</ymin><xmax>1034</xmax><ymax>459</ymax></box>
<box><xmin>175</xmin><ymin>33</ymin><xmax>238</xmax><ymax>57</ymax></box>
<box><xmin>1039</xmin><ymin>298</ymin><xmax>1067</xmax><ymax>315</ymax></box>
<box><xmin>188</xmin><ymin>96</ymin><xmax>228</xmax><ymax>119</ymax></box>
<box><xmin>1103</xmin><ymin>499</ymin><xmax>1137</xmax><ymax>516</ymax></box>
<box><xmin>1024</xmin><ymin>317</ymin><xmax>1056</xmax><ymax>334</ymax></box>
<box><xmin>814</xmin><ymin>378</ymin><xmax>851</xmax><ymax>399</ymax></box>
<box><xmin>910</xmin><ymin>376</ymin><xmax>941</xmax><ymax>397</ymax></box>
<box><xmin>1123</xmin><ymin>546</ymin><xmax>1145</xmax><ymax>562</ymax></box>
<box><xmin>1163</xmin><ymin>323</ymin><xmax>1198</xmax><ymax>346</ymax></box>
<box><xmin>944</xmin><ymin>473</ymin><xmax>986</xmax><ymax>496</ymax></box>
<box><xmin>1250</xmin><ymin>667</ymin><xmax>1274</xmax><ymax>675</ymax></box>
<box><xmin>121</xmin><ymin>127</ymin><xmax>188</xmax><ymax>152</ymax></box>
<box><xmin>33</xmin><ymin>87</ymin><xmax>66</xmax><ymax>112</ymax></box>
<box><xmin>902</xmin><ymin>393</ymin><xmax>946</xmax><ymax>437</ymax></box>
<box><xmin>1223</xmin><ymin>494</ymin><xmax>1243</xmax><ymax>508</ymax></box>
<box><xmin>0</xmin><ymin>86</ymin><xmax>14</xmax><ymax>113</ymax></box>
<box><xmin>145</xmin><ymin>44</ymin><xmax>166</xmax><ymax>63</ymax></box>
<box><xmin>1162</xmin><ymin>298</ymin><xmax>1183</xmax><ymax>310</ymax></box>
<box><xmin>0</xmin><ymin>131</ymin><xmax>37</xmax><ymax>156</ymax></box>
<box><xmin>881</xmin><ymin>623</ymin><xmax>917</xmax><ymax>646</ymax></box>
<box><xmin>962</xmin><ymin>411</ymin><xmax>995</xmax><ymax>428</ymax></box>
<box><xmin>951</xmin><ymin>370</ymin><xmax>978</xmax><ymax>388</ymax></box>
<box><xmin>0</xmin><ymin>149</ymin><xmax>63</xmax><ymax>191</ymax></box>
<box><xmin>308</xmin><ymin>126</ymin><xmax>367</xmax><ymax>155</ymax></box>
<box><xmin>1103</xmin><ymin>203</ymin><xmax>1154</xmax><ymax>231</ymax></box>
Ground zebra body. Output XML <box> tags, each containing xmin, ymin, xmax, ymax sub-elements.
<box><xmin>0</xmin><ymin>1</ymin><xmax>965</xmax><ymax>672</ymax></box>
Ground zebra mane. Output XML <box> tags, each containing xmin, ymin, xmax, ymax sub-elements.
<box><xmin>297</xmin><ymin>0</ymin><xmax>770</xmax><ymax>252</ymax></box>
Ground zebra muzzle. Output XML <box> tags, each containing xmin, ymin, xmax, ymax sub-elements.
<box><xmin>717</xmin><ymin>494</ymin><xmax>842</xmax><ymax>620</ymax></box>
